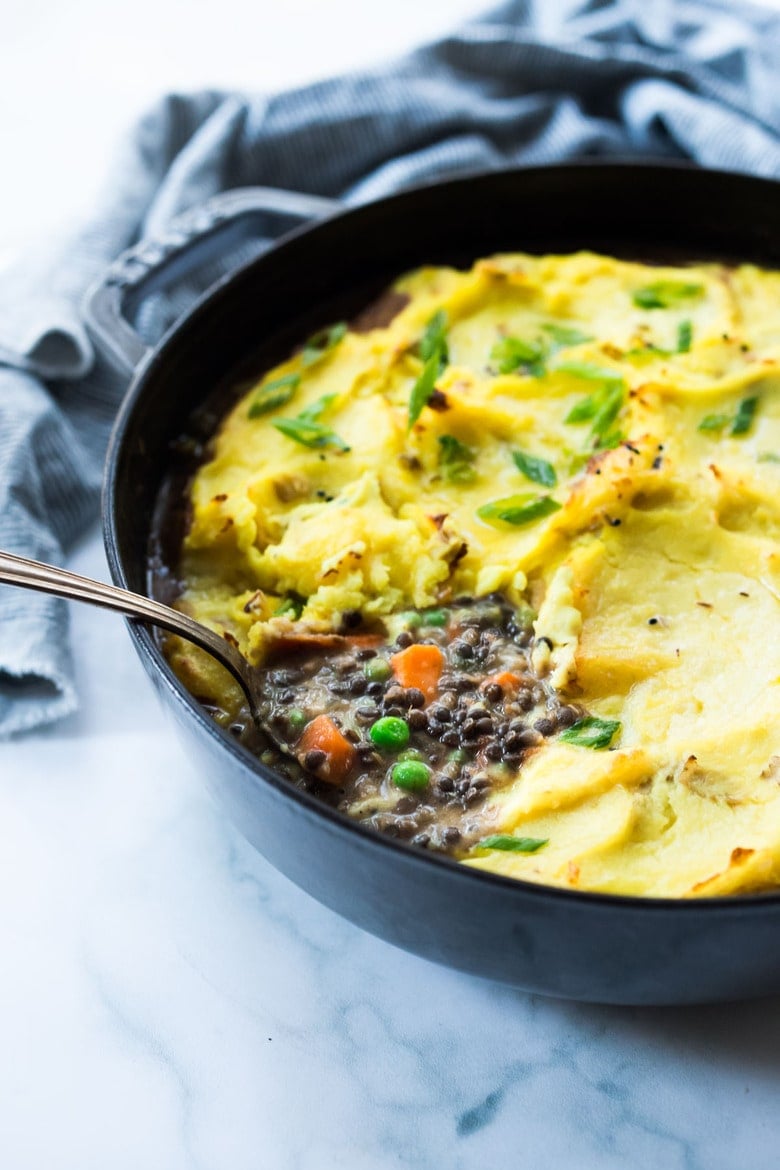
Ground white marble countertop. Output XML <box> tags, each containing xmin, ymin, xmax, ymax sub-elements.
<box><xmin>3</xmin><ymin>2</ymin><xmax>780</xmax><ymax>1167</ymax></box>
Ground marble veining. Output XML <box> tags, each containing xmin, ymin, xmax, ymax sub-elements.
<box><xmin>3</xmin><ymin>536</ymin><xmax>780</xmax><ymax>1169</ymax></box>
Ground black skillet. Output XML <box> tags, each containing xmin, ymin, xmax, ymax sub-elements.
<box><xmin>86</xmin><ymin>162</ymin><xmax>780</xmax><ymax>1005</ymax></box>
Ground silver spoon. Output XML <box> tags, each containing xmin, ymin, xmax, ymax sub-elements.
<box><xmin>0</xmin><ymin>547</ymin><xmax>270</xmax><ymax>730</ymax></box>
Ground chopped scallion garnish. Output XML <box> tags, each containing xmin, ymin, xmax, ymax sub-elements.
<box><xmin>490</xmin><ymin>336</ymin><xmax>546</xmax><ymax>378</ymax></box>
<box><xmin>438</xmin><ymin>434</ymin><xmax>477</xmax><ymax>483</ymax></box>
<box><xmin>698</xmin><ymin>396</ymin><xmax>759</xmax><ymax>437</ymax></box>
<box><xmin>273</xmin><ymin>417</ymin><xmax>350</xmax><ymax>449</ymax></box>
<box><xmin>557</xmin><ymin>361</ymin><xmax>623</xmax><ymax>384</ymax></box>
<box><xmin>301</xmin><ymin>321</ymin><xmax>347</xmax><ymax>366</ymax></box>
<box><xmin>677</xmin><ymin>319</ymin><xmax>693</xmax><ymax>353</ymax></box>
<box><xmin>632</xmin><ymin>281</ymin><xmax>704</xmax><ymax>309</ymax></box>
<box><xmin>408</xmin><ymin>311</ymin><xmax>449</xmax><ymax>428</ymax></box>
<box><xmin>559</xmin><ymin>716</ymin><xmax>620</xmax><ymax>749</ymax></box>
<box><xmin>512</xmin><ymin>449</ymin><xmax>557</xmax><ymax>488</ymax></box>
<box><xmin>419</xmin><ymin>309</ymin><xmax>449</xmax><ymax>369</ymax></box>
<box><xmin>477</xmin><ymin>494</ymin><xmax>561</xmax><ymax>527</ymax></box>
<box><xmin>731</xmin><ymin>395</ymin><xmax>759</xmax><ymax>436</ymax></box>
<box><xmin>698</xmin><ymin>413</ymin><xmax>730</xmax><ymax>433</ymax></box>
<box><xmin>477</xmin><ymin>835</ymin><xmax>548</xmax><ymax>854</ymax></box>
<box><xmin>563</xmin><ymin>368</ymin><xmax>626</xmax><ymax>448</ymax></box>
<box><xmin>274</xmin><ymin>594</ymin><xmax>306</xmax><ymax>619</ymax></box>
<box><xmin>542</xmin><ymin>323</ymin><xmax>593</xmax><ymax>347</ymax></box>
<box><xmin>408</xmin><ymin>352</ymin><xmax>441</xmax><ymax>429</ymax></box>
<box><xmin>273</xmin><ymin>395</ymin><xmax>349</xmax><ymax>450</ymax></box>
<box><xmin>248</xmin><ymin>373</ymin><xmax>300</xmax><ymax>418</ymax></box>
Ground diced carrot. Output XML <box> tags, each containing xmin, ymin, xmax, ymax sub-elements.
<box><xmin>298</xmin><ymin>714</ymin><xmax>356</xmax><ymax>785</ymax></box>
<box><xmin>481</xmin><ymin>671</ymin><xmax>523</xmax><ymax>696</ymax></box>
<box><xmin>390</xmin><ymin>643</ymin><xmax>445</xmax><ymax>702</ymax></box>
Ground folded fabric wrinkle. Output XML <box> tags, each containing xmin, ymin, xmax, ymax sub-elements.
<box><xmin>0</xmin><ymin>0</ymin><xmax>777</xmax><ymax>735</ymax></box>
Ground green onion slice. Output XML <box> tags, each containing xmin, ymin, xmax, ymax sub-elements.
<box><xmin>302</xmin><ymin>321</ymin><xmax>347</xmax><ymax>366</ymax></box>
<box><xmin>632</xmin><ymin>281</ymin><xmax>704</xmax><ymax>309</ymax></box>
<box><xmin>565</xmin><ymin>394</ymin><xmax>600</xmax><ymax>424</ymax></box>
<box><xmin>559</xmin><ymin>716</ymin><xmax>620</xmax><ymax>749</ymax></box>
<box><xmin>542</xmin><ymin>323</ymin><xmax>593</xmax><ymax>347</ymax></box>
<box><xmin>408</xmin><ymin>310</ymin><xmax>451</xmax><ymax>431</ymax></box>
<box><xmin>248</xmin><ymin>373</ymin><xmax>300</xmax><ymax>418</ymax></box>
<box><xmin>477</xmin><ymin>494</ymin><xmax>561</xmax><ymax>527</ymax></box>
<box><xmin>698</xmin><ymin>413</ymin><xmax>730</xmax><ymax>433</ymax></box>
<box><xmin>477</xmin><ymin>835</ymin><xmax>548</xmax><ymax>854</ymax></box>
<box><xmin>408</xmin><ymin>352</ymin><xmax>441</xmax><ymax>429</ymax></box>
<box><xmin>590</xmin><ymin>384</ymin><xmax>624</xmax><ymax>439</ymax></box>
<box><xmin>491</xmin><ymin>336</ymin><xmax>546</xmax><ymax>377</ymax></box>
<box><xmin>565</xmin><ymin>375</ymin><xmax>625</xmax><ymax>446</ymax></box>
<box><xmin>556</xmin><ymin>361</ymin><xmax>623</xmax><ymax>384</ymax></box>
<box><xmin>273</xmin><ymin>395</ymin><xmax>349</xmax><ymax>450</ymax></box>
<box><xmin>274</xmin><ymin>594</ymin><xmax>306</xmax><ymax>619</ymax></box>
<box><xmin>594</xmin><ymin>428</ymin><xmax>624</xmax><ymax>451</ymax></box>
<box><xmin>512</xmin><ymin>449</ymin><xmax>557</xmax><ymax>487</ymax></box>
<box><xmin>731</xmin><ymin>395</ymin><xmax>759</xmax><ymax>436</ymax></box>
<box><xmin>677</xmin><ymin>319</ymin><xmax>693</xmax><ymax>353</ymax></box>
<box><xmin>419</xmin><ymin>309</ymin><xmax>449</xmax><ymax>368</ymax></box>
<box><xmin>438</xmin><ymin>434</ymin><xmax>476</xmax><ymax>482</ymax></box>
<box><xmin>273</xmin><ymin>417</ymin><xmax>349</xmax><ymax>450</ymax></box>
<box><xmin>299</xmin><ymin>394</ymin><xmax>337</xmax><ymax>421</ymax></box>
<box><xmin>699</xmin><ymin>396</ymin><xmax>759</xmax><ymax>437</ymax></box>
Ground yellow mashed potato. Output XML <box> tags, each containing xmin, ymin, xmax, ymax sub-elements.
<box><xmin>173</xmin><ymin>250</ymin><xmax>780</xmax><ymax>898</ymax></box>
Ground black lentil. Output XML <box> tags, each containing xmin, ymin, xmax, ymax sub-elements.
<box><xmin>535</xmin><ymin>717</ymin><xmax>558</xmax><ymax>737</ymax></box>
<box><xmin>304</xmin><ymin>749</ymin><xmax>326</xmax><ymax>771</ymax></box>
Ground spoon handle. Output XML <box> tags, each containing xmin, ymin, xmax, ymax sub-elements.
<box><xmin>0</xmin><ymin>548</ymin><xmax>254</xmax><ymax>706</ymax></box>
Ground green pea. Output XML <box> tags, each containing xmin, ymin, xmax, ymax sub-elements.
<box><xmin>422</xmin><ymin>608</ymin><xmax>448</xmax><ymax>627</ymax></box>
<box><xmin>514</xmin><ymin>602</ymin><xmax>537</xmax><ymax>628</ymax></box>
<box><xmin>369</xmin><ymin>716</ymin><xmax>410</xmax><ymax>751</ymax></box>
<box><xmin>399</xmin><ymin>610</ymin><xmax>424</xmax><ymax>628</ymax></box>
<box><xmin>287</xmin><ymin>708</ymin><xmax>307</xmax><ymax>732</ymax></box>
<box><xmin>447</xmin><ymin>748</ymin><xmax>468</xmax><ymax>764</ymax></box>
<box><xmin>391</xmin><ymin>760</ymin><xmax>431</xmax><ymax>790</ymax></box>
<box><xmin>398</xmin><ymin>748</ymin><xmax>424</xmax><ymax>762</ymax></box>
<box><xmin>364</xmin><ymin>657</ymin><xmax>392</xmax><ymax>682</ymax></box>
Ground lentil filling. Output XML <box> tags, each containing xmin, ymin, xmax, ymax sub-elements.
<box><xmin>229</xmin><ymin>594</ymin><xmax>582</xmax><ymax>855</ymax></box>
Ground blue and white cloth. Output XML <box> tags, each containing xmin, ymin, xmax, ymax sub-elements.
<box><xmin>0</xmin><ymin>0</ymin><xmax>777</xmax><ymax>735</ymax></box>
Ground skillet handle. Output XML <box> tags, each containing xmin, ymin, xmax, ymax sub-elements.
<box><xmin>83</xmin><ymin>186</ymin><xmax>341</xmax><ymax>374</ymax></box>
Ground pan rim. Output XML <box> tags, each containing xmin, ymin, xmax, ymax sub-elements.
<box><xmin>103</xmin><ymin>158</ymin><xmax>780</xmax><ymax>916</ymax></box>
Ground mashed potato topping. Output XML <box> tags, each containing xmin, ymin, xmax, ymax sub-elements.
<box><xmin>172</xmin><ymin>251</ymin><xmax>780</xmax><ymax>897</ymax></box>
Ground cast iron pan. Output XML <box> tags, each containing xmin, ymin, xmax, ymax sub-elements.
<box><xmin>86</xmin><ymin>163</ymin><xmax>780</xmax><ymax>1005</ymax></box>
